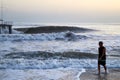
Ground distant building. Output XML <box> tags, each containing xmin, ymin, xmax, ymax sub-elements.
<box><xmin>0</xmin><ymin>20</ymin><xmax>12</xmax><ymax>34</ymax></box>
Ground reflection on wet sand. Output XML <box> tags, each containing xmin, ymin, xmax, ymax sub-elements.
<box><xmin>80</xmin><ymin>69</ymin><xmax>120</xmax><ymax>80</ymax></box>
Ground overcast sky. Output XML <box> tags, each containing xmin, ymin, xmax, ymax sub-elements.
<box><xmin>1</xmin><ymin>0</ymin><xmax>120</xmax><ymax>23</ymax></box>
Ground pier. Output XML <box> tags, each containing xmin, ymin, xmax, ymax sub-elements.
<box><xmin>0</xmin><ymin>0</ymin><xmax>12</xmax><ymax>34</ymax></box>
<box><xmin>0</xmin><ymin>20</ymin><xmax>12</xmax><ymax>34</ymax></box>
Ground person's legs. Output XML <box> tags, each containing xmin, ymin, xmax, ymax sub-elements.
<box><xmin>98</xmin><ymin>64</ymin><xmax>100</xmax><ymax>74</ymax></box>
<box><xmin>103</xmin><ymin>65</ymin><xmax>107</xmax><ymax>73</ymax></box>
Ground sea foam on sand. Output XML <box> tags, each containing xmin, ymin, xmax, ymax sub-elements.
<box><xmin>0</xmin><ymin>68</ymin><xmax>85</xmax><ymax>80</ymax></box>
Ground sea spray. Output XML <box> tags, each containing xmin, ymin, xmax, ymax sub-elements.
<box><xmin>0</xmin><ymin>31</ymin><xmax>88</xmax><ymax>41</ymax></box>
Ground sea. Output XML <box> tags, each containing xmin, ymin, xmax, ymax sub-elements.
<box><xmin>0</xmin><ymin>23</ymin><xmax>120</xmax><ymax>80</ymax></box>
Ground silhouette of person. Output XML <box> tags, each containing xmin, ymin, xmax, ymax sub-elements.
<box><xmin>98</xmin><ymin>41</ymin><xmax>107</xmax><ymax>74</ymax></box>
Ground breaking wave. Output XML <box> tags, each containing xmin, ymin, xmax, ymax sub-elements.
<box><xmin>0</xmin><ymin>31</ymin><xmax>88</xmax><ymax>41</ymax></box>
<box><xmin>4</xmin><ymin>51</ymin><xmax>97</xmax><ymax>59</ymax></box>
<box><xmin>0</xmin><ymin>51</ymin><xmax>98</xmax><ymax>69</ymax></box>
<box><xmin>0</xmin><ymin>51</ymin><xmax>119</xmax><ymax>69</ymax></box>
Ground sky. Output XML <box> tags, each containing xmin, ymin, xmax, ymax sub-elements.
<box><xmin>1</xmin><ymin>0</ymin><xmax>120</xmax><ymax>24</ymax></box>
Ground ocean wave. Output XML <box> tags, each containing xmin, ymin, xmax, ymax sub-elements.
<box><xmin>4</xmin><ymin>51</ymin><xmax>97</xmax><ymax>59</ymax></box>
<box><xmin>0</xmin><ymin>59</ymin><xmax>95</xmax><ymax>69</ymax></box>
<box><xmin>1</xmin><ymin>51</ymin><xmax>120</xmax><ymax>69</ymax></box>
<box><xmin>15</xmin><ymin>26</ymin><xmax>94</xmax><ymax>33</ymax></box>
<box><xmin>0</xmin><ymin>31</ymin><xmax>88</xmax><ymax>41</ymax></box>
<box><xmin>0</xmin><ymin>58</ymin><xmax>120</xmax><ymax>69</ymax></box>
<box><xmin>1</xmin><ymin>51</ymin><xmax>98</xmax><ymax>69</ymax></box>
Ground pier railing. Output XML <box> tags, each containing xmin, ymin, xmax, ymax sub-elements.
<box><xmin>0</xmin><ymin>20</ymin><xmax>13</xmax><ymax>34</ymax></box>
<box><xmin>0</xmin><ymin>20</ymin><xmax>13</xmax><ymax>26</ymax></box>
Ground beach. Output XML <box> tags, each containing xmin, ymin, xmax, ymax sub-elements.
<box><xmin>80</xmin><ymin>68</ymin><xmax>120</xmax><ymax>80</ymax></box>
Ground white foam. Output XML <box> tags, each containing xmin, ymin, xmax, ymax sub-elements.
<box><xmin>0</xmin><ymin>31</ymin><xmax>86</xmax><ymax>41</ymax></box>
<box><xmin>0</xmin><ymin>58</ymin><xmax>120</xmax><ymax>70</ymax></box>
<box><xmin>76</xmin><ymin>68</ymin><xmax>86</xmax><ymax>80</ymax></box>
<box><xmin>0</xmin><ymin>68</ymin><xmax>86</xmax><ymax>80</ymax></box>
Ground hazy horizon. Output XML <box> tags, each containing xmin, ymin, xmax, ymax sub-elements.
<box><xmin>1</xmin><ymin>0</ymin><xmax>120</xmax><ymax>23</ymax></box>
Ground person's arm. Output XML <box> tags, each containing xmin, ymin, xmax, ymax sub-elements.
<box><xmin>98</xmin><ymin>48</ymin><xmax>99</xmax><ymax>60</ymax></box>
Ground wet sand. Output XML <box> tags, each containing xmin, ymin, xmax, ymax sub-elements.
<box><xmin>80</xmin><ymin>68</ymin><xmax>120</xmax><ymax>80</ymax></box>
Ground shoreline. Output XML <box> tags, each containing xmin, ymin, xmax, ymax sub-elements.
<box><xmin>0</xmin><ymin>68</ymin><xmax>85</xmax><ymax>80</ymax></box>
<box><xmin>80</xmin><ymin>68</ymin><xmax>120</xmax><ymax>80</ymax></box>
<box><xmin>0</xmin><ymin>68</ymin><xmax>120</xmax><ymax>80</ymax></box>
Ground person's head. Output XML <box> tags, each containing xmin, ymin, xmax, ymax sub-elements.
<box><xmin>99</xmin><ymin>41</ymin><xmax>103</xmax><ymax>47</ymax></box>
